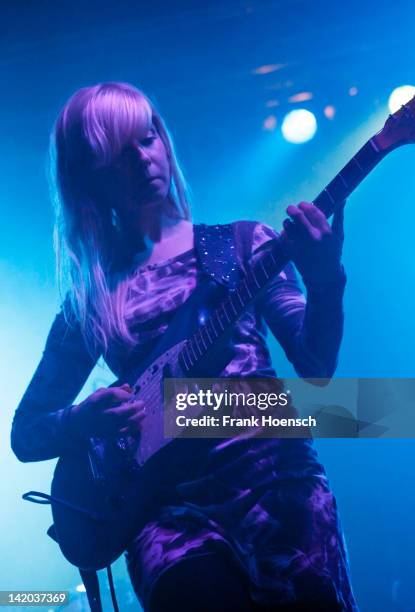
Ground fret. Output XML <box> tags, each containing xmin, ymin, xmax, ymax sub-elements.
<box><xmin>264</xmin><ymin>253</ymin><xmax>277</xmax><ymax>276</ymax></box>
<box><xmin>222</xmin><ymin>301</ymin><xmax>234</xmax><ymax>322</ymax></box>
<box><xmin>352</xmin><ymin>155</ymin><xmax>363</xmax><ymax>171</ymax></box>
<box><xmin>207</xmin><ymin>318</ymin><xmax>219</xmax><ymax>339</ymax></box>
<box><xmin>202</xmin><ymin>325</ymin><xmax>212</xmax><ymax>347</ymax></box>
<box><xmin>237</xmin><ymin>282</ymin><xmax>251</xmax><ymax>304</ymax></box>
<box><xmin>188</xmin><ymin>340</ymin><xmax>198</xmax><ymax>363</ymax></box>
<box><xmin>369</xmin><ymin>136</ymin><xmax>380</xmax><ymax>154</ymax></box>
<box><xmin>235</xmin><ymin>288</ymin><xmax>244</xmax><ymax>307</ymax></box>
<box><xmin>213</xmin><ymin>311</ymin><xmax>225</xmax><ymax>332</ymax></box>
<box><xmin>243</xmin><ymin>279</ymin><xmax>254</xmax><ymax>299</ymax></box>
<box><xmin>338</xmin><ymin>171</ymin><xmax>348</xmax><ymax>189</ymax></box>
<box><xmin>199</xmin><ymin>328</ymin><xmax>209</xmax><ymax>351</ymax></box>
<box><xmin>259</xmin><ymin>257</ymin><xmax>271</xmax><ymax>281</ymax></box>
<box><xmin>194</xmin><ymin>333</ymin><xmax>203</xmax><ymax>357</ymax></box>
<box><xmin>255</xmin><ymin>260</ymin><xmax>269</xmax><ymax>289</ymax></box>
<box><xmin>178</xmin><ymin>350</ymin><xmax>186</xmax><ymax>373</ymax></box>
<box><xmin>203</xmin><ymin>324</ymin><xmax>214</xmax><ymax>346</ymax></box>
<box><xmin>245</xmin><ymin>275</ymin><xmax>258</xmax><ymax>296</ymax></box>
<box><xmin>179</xmin><ymin>347</ymin><xmax>187</xmax><ymax>371</ymax></box>
<box><xmin>326</xmin><ymin>174</ymin><xmax>349</xmax><ymax>202</ymax></box>
<box><xmin>355</xmin><ymin>141</ymin><xmax>381</xmax><ymax>170</ymax></box>
<box><xmin>181</xmin><ymin>345</ymin><xmax>192</xmax><ymax>371</ymax></box>
<box><xmin>219</xmin><ymin>302</ymin><xmax>231</xmax><ymax>324</ymax></box>
<box><xmin>216</xmin><ymin>309</ymin><xmax>226</xmax><ymax>329</ymax></box>
<box><xmin>192</xmin><ymin>336</ymin><xmax>202</xmax><ymax>359</ymax></box>
<box><xmin>341</xmin><ymin>160</ymin><xmax>362</xmax><ymax>186</ymax></box>
<box><xmin>228</xmin><ymin>295</ymin><xmax>239</xmax><ymax>316</ymax></box>
<box><xmin>186</xmin><ymin>348</ymin><xmax>194</xmax><ymax>371</ymax></box>
<box><xmin>267</xmin><ymin>250</ymin><xmax>279</xmax><ymax>272</ymax></box>
<box><xmin>324</xmin><ymin>187</ymin><xmax>335</xmax><ymax>204</ymax></box>
<box><xmin>251</xmin><ymin>269</ymin><xmax>262</xmax><ymax>288</ymax></box>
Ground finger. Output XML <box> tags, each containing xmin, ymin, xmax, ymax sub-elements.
<box><xmin>101</xmin><ymin>406</ymin><xmax>145</xmax><ymax>437</ymax></box>
<box><xmin>110</xmin><ymin>401</ymin><xmax>144</xmax><ymax>415</ymax></box>
<box><xmin>120</xmin><ymin>383</ymin><xmax>134</xmax><ymax>392</ymax></box>
<box><xmin>96</xmin><ymin>387</ymin><xmax>134</xmax><ymax>407</ymax></box>
<box><xmin>125</xmin><ymin>410</ymin><xmax>146</xmax><ymax>427</ymax></box>
<box><xmin>119</xmin><ymin>412</ymin><xmax>146</xmax><ymax>435</ymax></box>
<box><xmin>286</xmin><ymin>205</ymin><xmax>318</xmax><ymax>239</ymax></box>
<box><xmin>298</xmin><ymin>202</ymin><xmax>331</xmax><ymax>233</ymax></box>
<box><xmin>119</xmin><ymin>424</ymin><xmax>141</xmax><ymax>436</ymax></box>
<box><xmin>105</xmin><ymin>402</ymin><xmax>145</xmax><ymax>421</ymax></box>
<box><xmin>331</xmin><ymin>201</ymin><xmax>345</xmax><ymax>238</ymax></box>
<box><xmin>282</xmin><ymin>218</ymin><xmax>299</xmax><ymax>241</ymax></box>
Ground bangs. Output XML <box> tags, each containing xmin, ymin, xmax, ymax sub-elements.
<box><xmin>82</xmin><ymin>83</ymin><xmax>153</xmax><ymax>166</ymax></box>
<box><xmin>53</xmin><ymin>80</ymin><xmax>191</xmax><ymax>355</ymax></box>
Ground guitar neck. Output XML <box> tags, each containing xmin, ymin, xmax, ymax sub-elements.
<box><xmin>179</xmin><ymin>135</ymin><xmax>387</xmax><ymax>374</ymax></box>
<box><xmin>314</xmin><ymin>136</ymin><xmax>385</xmax><ymax>215</ymax></box>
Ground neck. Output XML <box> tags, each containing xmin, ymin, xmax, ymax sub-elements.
<box><xmin>118</xmin><ymin>197</ymin><xmax>183</xmax><ymax>254</ymax></box>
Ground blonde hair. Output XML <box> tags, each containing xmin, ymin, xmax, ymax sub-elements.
<box><xmin>51</xmin><ymin>81</ymin><xmax>191</xmax><ymax>356</ymax></box>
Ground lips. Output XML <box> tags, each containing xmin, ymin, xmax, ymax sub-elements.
<box><xmin>139</xmin><ymin>175</ymin><xmax>159</xmax><ymax>186</ymax></box>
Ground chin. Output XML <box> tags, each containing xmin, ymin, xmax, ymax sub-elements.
<box><xmin>140</xmin><ymin>195</ymin><xmax>167</xmax><ymax>209</ymax></box>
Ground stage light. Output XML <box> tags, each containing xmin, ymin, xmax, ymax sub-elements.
<box><xmin>76</xmin><ymin>584</ymin><xmax>86</xmax><ymax>593</ymax></box>
<box><xmin>263</xmin><ymin>115</ymin><xmax>277</xmax><ymax>131</ymax></box>
<box><xmin>265</xmin><ymin>99</ymin><xmax>279</xmax><ymax>108</ymax></box>
<box><xmin>253</xmin><ymin>63</ymin><xmax>284</xmax><ymax>75</ymax></box>
<box><xmin>324</xmin><ymin>105</ymin><xmax>336</xmax><ymax>119</ymax></box>
<box><xmin>288</xmin><ymin>92</ymin><xmax>313</xmax><ymax>103</ymax></box>
<box><xmin>281</xmin><ymin>109</ymin><xmax>317</xmax><ymax>143</ymax></box>
<box><xmin>388</xmin><ymin>85</ymin><xmax>415</xmax><ymax>113</ymax></box>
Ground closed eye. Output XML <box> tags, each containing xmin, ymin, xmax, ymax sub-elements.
<box><xmin>141</xmin><ymin>135</ymin><xmax>157</xmax><ymax>146</ymax></box>
<box><xmin>115</xmin><ymin>132</ymin><xmax>157</xmax><ymax>164</ymax></box>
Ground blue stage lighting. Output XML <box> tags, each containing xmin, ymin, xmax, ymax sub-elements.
<box><xmin>281</xmin><ymin>109</ymin><xmax>317</xmax><ymax>143</ymax></box>
<box><xmin>388</xmin><ymin>85</ymin><xmax>415</xmax><ymax>114</ymax></box>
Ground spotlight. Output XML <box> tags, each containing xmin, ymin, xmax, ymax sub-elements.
<box><xmin>253</xmin><ymin>64</ymin><xmax>284</xmax><ymax>75</ymax></box>
<box><xmin>388</xmin><ymin>85</ymin><xmax>415</xmax><ymax>114</ymax></box>
<box><xmin>281</xmin><ymin>109</ymin><xmax>317</xmax><ymax>144</ymax></box>
<box><xmin>76</xmin><ymin>584</ymin><xmax>86</xmax><ymax>593</ymax></box>
<box><xmin>324</xmin><ymin>105</ymin><xmax>336</xmax><ymax>120</ymax></box>
<box><xmin>263</xmin><ymin>115</ymin><xmax>277</xmax><ymax>131</ymax></box>
<box><xmin>288</xmin><ymin>92</ymin><xmax>313</xmax><ymax>103</ymax></box>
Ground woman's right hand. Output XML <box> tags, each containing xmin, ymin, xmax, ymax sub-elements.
<box><xmin>69</xmin><ymin>383</ymin><xmax>145</xmax><ymax>439</ymax></box>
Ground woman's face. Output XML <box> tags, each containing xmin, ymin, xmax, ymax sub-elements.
<box><xmin>90</xmin><ymin>123</ymin><xmax>171</xmax><ymax>220</ymax></box>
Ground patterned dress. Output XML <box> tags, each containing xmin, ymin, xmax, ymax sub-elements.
<box><xmin>11</xmin><ymin>221</ymin><xmax>358</xmax><ymax>611</ymax></box>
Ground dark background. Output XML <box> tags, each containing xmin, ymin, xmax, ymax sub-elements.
<box><xmin>1</xmin><ymin>2</ymin><xmax>415</xmax><ymax>610</ymax></box>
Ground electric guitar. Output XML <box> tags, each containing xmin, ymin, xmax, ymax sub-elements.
<box><xmin>25</xmin><ymin>97</ymin><xmax>415</xmax><ymax>571</ymax></box>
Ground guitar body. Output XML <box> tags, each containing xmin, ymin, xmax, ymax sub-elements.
<box><xmin>51</xmin><ymin>278</ymin><xmax>231</xmax><ymax>570</ymax></box>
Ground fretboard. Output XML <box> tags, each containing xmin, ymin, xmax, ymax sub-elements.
<box><xmin>179</xmin><ymin>136</ymin><xmax>387</xmax><ymax>374</ymax></box>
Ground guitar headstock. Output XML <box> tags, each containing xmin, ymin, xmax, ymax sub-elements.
<box><xmin>375</xmin><ymin>95</ymin><xmax>415</xmax><ymax>152</ymax></box>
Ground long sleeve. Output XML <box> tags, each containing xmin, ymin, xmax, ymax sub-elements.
<box><xmin>10</xmin><ymin>306</ymin><xmax>100</xmax><ymax>462</ymax></box>
<box><xmin>251</xmin><ymin>223</ymin><xmax>346</xmax><ymax>378</ymax></box>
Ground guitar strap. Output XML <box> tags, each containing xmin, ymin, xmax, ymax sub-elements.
<box><xmin>193</xmin><ymin>220</ymin><xmax>257</xmax><ymax>289</ymax></box>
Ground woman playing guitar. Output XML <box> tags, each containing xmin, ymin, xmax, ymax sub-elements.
<box><xmin>11</xmin><ymin>82</ymin><xmax>357</xmax><ymax>611</ymax></box>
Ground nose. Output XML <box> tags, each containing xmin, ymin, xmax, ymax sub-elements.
<box><xmin>131</xmin><ymin>142</ymin><xmax>151</xmax><ymax>167</ymax></box>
